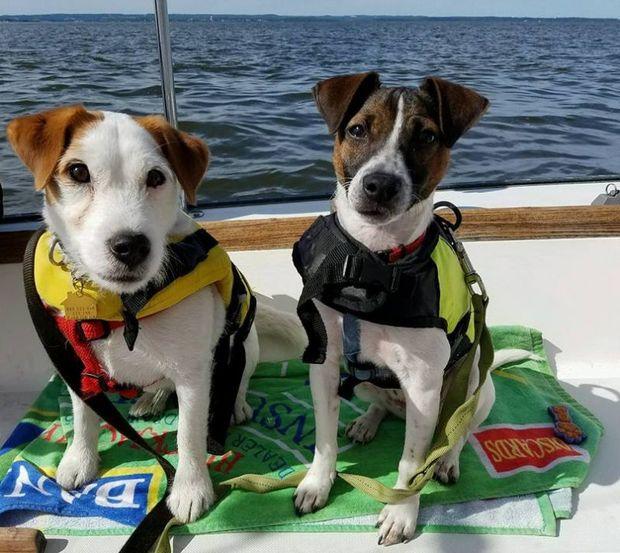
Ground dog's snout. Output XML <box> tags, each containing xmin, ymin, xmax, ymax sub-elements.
<box><xmin>362</xmin><ymin>172</ymin><xmax>400</xmax><ymax>203</ymax></box>
<box><xmin>108</xmin><ymin>232</ymin><xmax>151</xmax><ymax>269</ymax></box>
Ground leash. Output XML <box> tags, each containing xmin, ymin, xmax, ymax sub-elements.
<box><xmin>220</xmin><ymin>298</ymin><xmax>492</xmax><ymax>504</ymax></box>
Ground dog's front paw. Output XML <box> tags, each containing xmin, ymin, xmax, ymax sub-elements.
<box><xmin>166</xmin><ymin>466</ymin><xmax>214</xmax><ymax>524</ymax></box>
<box><xmin>232</xmin><ymin>399</ymin><xmax>253</xmax><ymax>425</ymax></box>
<box><xmin>56</xmin><ymin>445</ymin><xmax>99</xmax><ymax>490</ymax></box>
<box><xmin>345</xmin><ymin>414</ymin><xmax>380</xmax><ymax>444</ymax></box>
<box><xmin>434</xmin><ymin>450</ymin><xmax>461</xmax><ymax>484</ymax></box>
<box><xmin>293</xmin><ymin>470</ymin><xmax>335</xmax><ymax>515</ymax></box>
<box><xmin>129</xmin><ymin>389</ymin><xmax>171</xmax><ymax>419</ymax></box>
<box><xmin>377</xmin><ymin>498</ymin><xmax>419</xmax><ymax>546</ymax></box>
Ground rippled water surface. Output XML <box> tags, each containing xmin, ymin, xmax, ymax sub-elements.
<box><xmin>1</xmin><ymin>16</ymin><xmax>619</xmax><ymax>215</ymax></box>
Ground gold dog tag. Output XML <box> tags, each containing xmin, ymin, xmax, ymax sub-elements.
<box><xmin>62</xmin><ymin>292</ymin><xmax>98</xmax><ymax>320</ymax></box>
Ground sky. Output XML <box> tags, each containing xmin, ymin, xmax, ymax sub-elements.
<box><xmin>1</xmin><ymin>0</ymin><xmax>619</xmax><ymax>18</ymax></box>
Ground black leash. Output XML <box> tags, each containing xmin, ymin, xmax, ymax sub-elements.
<box><xmin>208</xmin><ymin>266</ymin><xmax>257</xmax><ymax>453</ymax></box>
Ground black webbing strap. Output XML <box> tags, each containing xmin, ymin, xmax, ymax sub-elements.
<box><xmin>294</xmin><ymin>240</ymin><xmax>368</xmax><ymax>364</ymax></box>
<box><xmin>208</xmin><ymin>266</ymin><xmax>256</xmax><ymax>454</ymax></box>
<box><xmin>120</xmin><ymin>229</ymin><xmax>219</xmax><ymax>351</ymax></box>
<box><xmin>22</xmin><ymin>229</ymin><xmax>177</xmax><ymax>552</ymax></box>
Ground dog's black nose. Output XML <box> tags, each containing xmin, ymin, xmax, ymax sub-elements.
<box><xmin>362</xmin><ymin>172</ymin><xmax>400</xmax><ymax>203</ymax></box>
<box><xmin>108</xmin><ymin>232</ymin><xmax>151</xmax><ymax>269</ymax></box>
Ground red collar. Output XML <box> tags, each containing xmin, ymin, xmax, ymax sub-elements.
<box><xmin>379</xmin><ymin>232</ymin><xmax>427</xmax><ymax>263</ymax></box>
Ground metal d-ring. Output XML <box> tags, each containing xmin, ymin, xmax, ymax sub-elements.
<box><xmin>48</xmin><ymin>236</ymin><xmax>64</xmax><ymax>267</ymax></box>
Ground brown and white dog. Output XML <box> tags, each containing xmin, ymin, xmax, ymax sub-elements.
<box><xmin>7</xmin><ymin>106</ymin><xmax>305</xmax><ymax>524</ymax></box>
<box><xmin>293</xmin><ymin>73</ymin><xmax>529</xmax><ymax>544</ymax></box>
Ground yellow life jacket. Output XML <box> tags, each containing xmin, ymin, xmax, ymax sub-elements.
<box><xmin>34</xmin><ymin>226</ymin><xmax>252</xmax><ymax>328</ymax></box>
<box><xmin>30</xmin><ymin>224</ymin><xmax>255</xmax><ymax>451</ymax></box>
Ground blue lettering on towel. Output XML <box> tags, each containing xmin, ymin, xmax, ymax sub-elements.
<box><xmin>0</xmin><ymin>460</ymin><xmax>151</xmax><ymax>526</ymax></box>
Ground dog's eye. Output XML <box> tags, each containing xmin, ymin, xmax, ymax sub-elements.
<box><xmin>347</xmin><ymin>124</ymin><xmax>367</xmax><ymax>139</ymax></box>
<box><xmin>146</xmin><ymin>169</ymin><xmax>166</xmax><ymax>189</ymax></box>
<box><xmin>68</xmin><ymin>163</ymin><xmax>90</xmax><ymax>183</ymax></box>
<box><xmin>419</xmin><ymin>129</ymin><xmax>437</xmax><ymax>145</ymax></box>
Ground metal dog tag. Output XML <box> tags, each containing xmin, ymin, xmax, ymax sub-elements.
<box><xmin>62</xmin><ymin>292</ymin><xmax>98</xmax><ymax>320</ymax></box>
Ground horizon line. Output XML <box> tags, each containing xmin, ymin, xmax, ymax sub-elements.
<box><xmin>1</xmin><ymin>13</ymin><xmax>619</xmax><ymax>20</ymax></box>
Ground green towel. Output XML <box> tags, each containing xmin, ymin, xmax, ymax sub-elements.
<box><xmin>0</xmin><ymin>326</ymin><xmax>603</xmax><ymax>537</ymax></box>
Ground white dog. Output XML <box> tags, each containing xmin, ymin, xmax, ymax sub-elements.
<box><xmin>8</xmin><ymin>106</ymin><xmax>305</xmax><ymax>524</ymax></box>
<box><xmin>292</xmin><ymin>73</ymin><xmax>530</xmax><ymax>545</ymax></box>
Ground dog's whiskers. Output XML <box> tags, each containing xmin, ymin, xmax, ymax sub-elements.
<box><xmin>408</xmin><ymin>189</ymin><xmax>425</xmax><ymax>208</ymax></box>
<box><xmin>338</xmin><ymin>178</ymin><xmax>353</xmax><ymax>191</ymax></box>
<box><xmin>154</xmin><ymin>248</ymin><xmax>177</xmax><ymax>287</ymax></box>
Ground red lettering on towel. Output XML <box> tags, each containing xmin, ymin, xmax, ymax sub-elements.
<box><xmin>470</xmin><ymin>424</ymin><xmax>589</xmax><ymax>477</ymax></box>
<box><xmin>211</xmin><ymin>451</ymin><xmax>244</xmax><ymax>474</ymax></box>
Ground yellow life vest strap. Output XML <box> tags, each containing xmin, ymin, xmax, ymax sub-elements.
<box><xmin>34</xmin><ymin>226</ymin><xmax>253</xmax><ymax>352</ymax></box>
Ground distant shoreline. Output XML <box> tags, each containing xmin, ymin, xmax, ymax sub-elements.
<box><xmin>1</xmin><ymin>14</ymin><xmax>618</xmax><ymax>22</ymax></box>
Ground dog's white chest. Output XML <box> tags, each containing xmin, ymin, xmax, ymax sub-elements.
<box><xmin>357</xmin><ymin>320</ymin><xmax>450</xmax><ymax>377</ymax></box>
<box><xmin>317</xmin><ymin>300</ymin><xmax>450</xmax><ymax>380</ymax></box>
<box><xmin>90</xmin><ymin>285</ymin><xmax>226</xmax><ymax>387</ymax></box>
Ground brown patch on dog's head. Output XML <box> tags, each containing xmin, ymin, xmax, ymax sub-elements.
<box><xmin>312</xmin><ymin>72</ymin><xmax>385</xmax><ymax>184</ymax></box>
<box><xmin>419</xmin><ymin>76</ymin><xmax>489</xmax><ymax>148</ymax></box>
<box><xmin>135</xmin><ymin>116</ymin><xmax>209</xmax><ymax>205</ymax></box>
<box><xmin>7</xmin><ymin>105</ymin><xmax>101</xmax><ymax>199</ymax></box>
<box><xmin>313</xmin><ymin>72</ymin><xmax>488</xmax><ymax>203</ymax></box>
<box><xmin>332</xmin><ymin>88</ymin><xmax>402</xmax><ymax>184</ymax></box>
<box><xmin>413</xmin><ymin>76</ymin><xmax>488</xmax><ymax>198</ymax></box>
<box><xmin>313</xmin><ymin>71</ymin><xmax>381</xmax><ymax>135</ymax></box>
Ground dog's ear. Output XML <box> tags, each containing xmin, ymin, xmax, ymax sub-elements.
<box><xmin>420</xmin><ymin>77</ymin><xmax>489</xmax><ymax>147</ymax></box>
<box><xmin>7</xmin><ymin>105</ymin><xmax>99</xmax><ymax>190</ymax></box>
<box><xmin>136</xmin><ymin>115</ymin><xmax>209</xmax><ymax>205</ymax></box>
<box><xmin>313</xmin><ymin>72</ymin><xmax>381</xmax><ymax>135</ymax></box>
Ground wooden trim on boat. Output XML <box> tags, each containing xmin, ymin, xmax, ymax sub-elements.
<box><xmin>0</xmin><ymin>205</ymin><xmax>618</xmax><ymax>264</ymax></box>
<box><xmin>0</xmin><ymin>527</ymin><xmax>46</xmax><ymax>553</ymax></box>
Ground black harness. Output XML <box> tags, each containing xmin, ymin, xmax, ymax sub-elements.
<box><xmin>23</xmin><ymin>227</ymin><xmax>255</xmax><ymax>553</ymax></box>
<box><xmin>292</xmin><ymin>204</ymin><xmax>473</xmax><ymax>398</ymax></box>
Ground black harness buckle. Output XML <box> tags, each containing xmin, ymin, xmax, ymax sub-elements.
<box><xmin>339</xmin><ymin>360</ymin><xmax>400</xmax><ymax>400</ymax></box>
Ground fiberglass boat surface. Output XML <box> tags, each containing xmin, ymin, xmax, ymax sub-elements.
<box><xmin>0</xmin><ymin>181</ymin><xmax>618</xmax><ymax>552</ymax></box>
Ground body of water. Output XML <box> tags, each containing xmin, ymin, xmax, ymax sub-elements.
<box><xmin>1</xmin><ymin>15</ymin><xmax>619</xmax><ymax>215</ymax></box>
